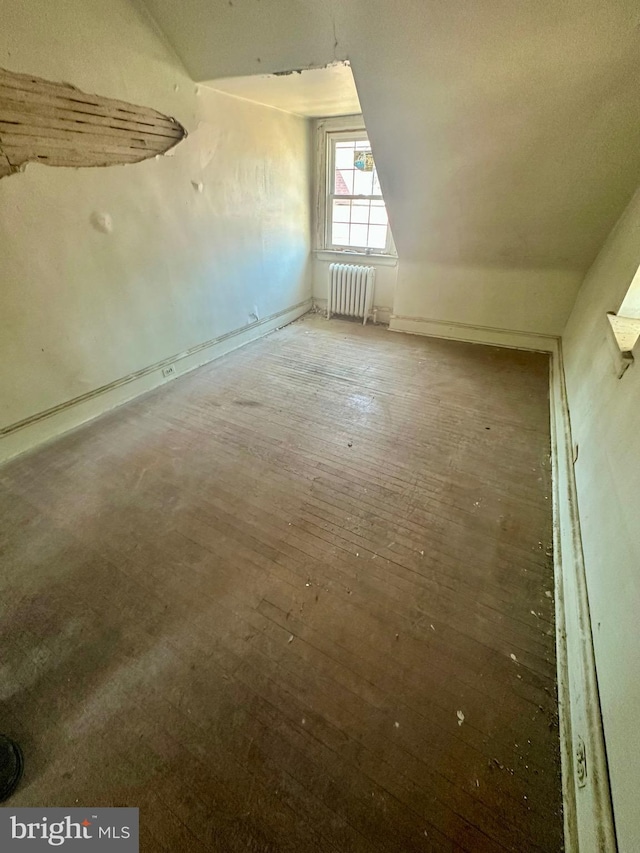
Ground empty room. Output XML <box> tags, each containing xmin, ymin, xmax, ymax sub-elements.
<box><xmin>1</xmin><ymin>1</ymin><xmax>638</xmax><ymax>851</ymax></box>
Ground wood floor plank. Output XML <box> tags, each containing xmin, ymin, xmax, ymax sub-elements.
<box><xmin>0</xmin><ymin>315</ymin><xmax>563</xmax><ymax>851</ymax></box>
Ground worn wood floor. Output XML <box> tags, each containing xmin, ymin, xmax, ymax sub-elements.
<box><xmin>0</xmin><ymin>315</ymin><xmax>562</xmax><ymax>852</ymax></box>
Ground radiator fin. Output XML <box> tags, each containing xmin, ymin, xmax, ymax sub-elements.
<box><xmin>327</xmin><ymin>263</ymin><xmax>375</xmax><ymax>325</ymax></box>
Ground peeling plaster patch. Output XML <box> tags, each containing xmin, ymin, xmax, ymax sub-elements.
<box><xmin>273</xmin><ymin>60</ymin><xmax>349</xmax><ymax>78</ymax></box>
<box><xmin>0</xmin><ymin>66</ymin><xmax>186</xmax><ymax>179</ymax></box>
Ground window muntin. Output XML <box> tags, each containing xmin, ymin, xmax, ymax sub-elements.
<box><xmin>325</xmin><ymin>133</ymin><xmax>391</xmax><ymax>254</ymax></box>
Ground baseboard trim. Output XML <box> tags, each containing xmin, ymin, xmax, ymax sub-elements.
<box><xmin>0</xmin><ymin>299</ymin><xmax>311</xmax><ymax>465</ymax></box>
<box><xmin>389</xmin><ymin>314</ymin><xmax>558</xmax><ymax>352</ymax></box>
<box><xmin>549</xmin><ymin>341</ymin><xmax>617</xmax><ymax>852</ymax></box>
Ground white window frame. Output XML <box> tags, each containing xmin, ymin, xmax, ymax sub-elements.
<box><xmin>315</xmin><ymin>117</ymin><xmax>396</xmax><ymax>258</ymax></box>
<box><xmin>605</xmin><ymin>261</ymin><xmax>640</xmax><ymax>376</ymax></box>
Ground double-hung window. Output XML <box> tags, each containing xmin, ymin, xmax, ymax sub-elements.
<box><xmin>324</xmin><ymin>131</ymin><xmax>392</xmax><ymax>255</ymax></box>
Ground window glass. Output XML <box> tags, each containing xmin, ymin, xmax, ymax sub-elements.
<box><xmin>328</xmin><ymin>135</ymin><xmax>390</xmax><ymax>252</ymax></box>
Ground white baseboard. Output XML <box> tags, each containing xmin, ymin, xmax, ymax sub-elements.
<box><xmin>372</xmin><ymin>306</ymin><xmax>392</xmax><ymax>325</ymax></box>
<box><xmin>389</xmin><ymin>314</ymin><xmax>558</xmax><ymax>352</ymax></box>
<box><xmin>312</xmin><ymin>297</ymin><xmax>392</xmax><ymax>325</ymax></box>
<box><xmin>549</xmin><ymin>342</ymin><xmax>617</xmax><ymax>852</ymax></box>
<box><xmin>0</xmin><ymin>299</ymin><xmax>311</xmax><ymax>466</ymax></box>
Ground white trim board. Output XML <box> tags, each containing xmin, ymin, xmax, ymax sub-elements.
<box><xmin>549</xmin><ymin>341</ymin><xmax>618</xmax><ymax>852</ymax></box>
<box><xmin>314</xmin><ymin>250</ymin><xmax>398</xmax><ymax>267</ymax></box>
<box><xmin>0</xmin><ymin>300</ymin><xmax>311</xmax><ymax>466</ymax></box>
<box><xmin>387</xmin><ymin>316</ymin><xmax>616</xmax><ymax>851</ymax></box>
<box><xmin>389</xmin><ymin>314</ymin><xmax>558</xmax><ymax>352</ymax></box>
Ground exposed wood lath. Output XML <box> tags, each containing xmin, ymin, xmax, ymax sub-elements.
<box><xmin>0</xmin><ymin>67</ymin><xmax>186</xmax><ymax>179</ymax></box>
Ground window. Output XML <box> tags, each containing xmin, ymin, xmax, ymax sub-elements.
<box><xmin>606</xmin><ymin>262</ymin><xmax>640</xmax><ymax>377</ymax></box>
<box><xmin>608</xmin><ymin>262</ymin><xmax>640</xmax><ymax>353</ymax></box>
<box><xmin>324</xmin><ymin>131</ymin><xmax>393</xmax><ymax>255</ymax></box>
<box><xmin>618</xmin><ymin>264</ymin><xmax>640</xmax><ymax>321</ymax></box>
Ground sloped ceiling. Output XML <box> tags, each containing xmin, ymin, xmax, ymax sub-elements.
<box><xmin>143</xmin><ymin>0</ymin><xmax>640</xmax><ymax>272</ymax></box>
<box><xmin>207</xmin><ymin>63</ymin><xmax>361</xmax><ymax>118</ymax></box>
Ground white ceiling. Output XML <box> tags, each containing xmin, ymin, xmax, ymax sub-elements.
<box><xmin>206</xmin><ymin>63</ymin><xmax>361</xmax><ymax>119</ymax></box>
<box><xmin>144</xmin><ymin>0</ymin><xmax>640</xmax><ymax>272</ymax></box>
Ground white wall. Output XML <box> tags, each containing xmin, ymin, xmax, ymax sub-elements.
<box><xmin>393</xmin><ymin>261</ymin><xmax>582</xmax><ymax>337</ymax></box>
<box><xmin>0</xmin><ymin>0</ymin><xmax>312</xmax><ymax>461</ymax></box>
<box><xmin>562</xmin><ymin>185</ymin><xmax>640</xmax><ymax>852</ymax></box>
<box><xmin>144</xmin><ymin>0</ymin><xmax>640</xmax><ymax>338</ymax></box>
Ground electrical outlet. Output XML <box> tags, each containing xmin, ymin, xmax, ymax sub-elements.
<box><xmin>162</xmin><ymin>365</ymin><xmax>176</xmax><ymax>378</ymax></box>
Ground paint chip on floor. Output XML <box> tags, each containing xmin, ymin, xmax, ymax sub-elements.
<box><xmin>457</xmin><ymin>710</ymin><xmax>465</xmax><ymax>726</ymax></box>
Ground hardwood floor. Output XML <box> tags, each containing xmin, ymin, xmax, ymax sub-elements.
<box><xmin>0</xmin><ymin>314</ymin><xmax>562</xmax><ymax>851</ymax></box>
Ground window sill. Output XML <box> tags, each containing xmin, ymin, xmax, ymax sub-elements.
<box><xmin>314</xmin><ymin>250</ymin><xmax>398</xmax><ymax>267</ymax></box>
<box><xmin>606</xmin><ymin>312</ymin><xmax>638</xmax><ymax>378</ymax></box>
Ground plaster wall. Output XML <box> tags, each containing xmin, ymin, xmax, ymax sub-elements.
<box><xmin>144</xmin><ymin>0</ymin><xmax>640</xmax><ymax>336</ymax></box>
<box><xmin>562</xmin><ymin>185</ymin><xmax>640</xmax><ymax>852</ymax></box>
<box><xmin>0</xmin><ymin>0</ymin><xmax>312</xmax><ymax>459</ymax></box>
<box><xmin>392</xmin><ymin>262</ymin><xmax>582</xmax><ymax>336</ymax></box>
